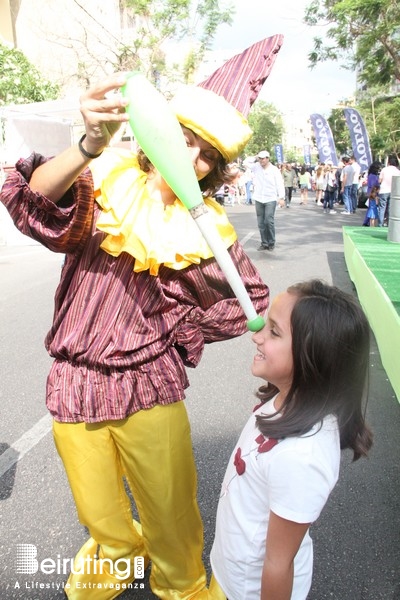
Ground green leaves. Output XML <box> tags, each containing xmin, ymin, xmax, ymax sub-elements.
<box><xmin>246</xmin><ymin>102</ymin><xmax>284</xmax><ymax>159</ymax></box>
<box><xmin>123</xmin><ymin>0</ymin><xmax>235</xmax><ymax>83</ymax></box>
<box><xmin>304</xmin><ymin>0</ymin><xmax>400</xmax><ymax>87</ymax></box>
<box><xmin>359</xmin><ymin>93</ymin><xmax>400</xmax><ymax>156</ymax></box>
<box><xmin>0</xmin><ymin>43</ymin><xmax>59</xmax><ymax>106</ymax></box>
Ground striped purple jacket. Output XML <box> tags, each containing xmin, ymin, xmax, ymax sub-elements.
<box><xmin>1</xmin><ymin>153</ymin><xmax>269</xmax><ymax>423</ymax></box>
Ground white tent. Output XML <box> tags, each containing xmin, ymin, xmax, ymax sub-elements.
<box><xmin>0</xmin><ymin>98</ymin><xmax>85</xmax><ymax>245</ymax></box>
<box><xmin>1</xmin><ymin>98</ymin><xmax>85</xmax><ymax>166</ymax></box>
<box><xmin>0</xmin><ymin>98</ymin><xmax>134</xmax><ymax>245</ymax></box>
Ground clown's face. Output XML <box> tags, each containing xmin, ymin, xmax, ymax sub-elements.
<box><xmin>181</xmin><ymin>126</ymin><xmax>221</xmax><ymax>181</ymax></box>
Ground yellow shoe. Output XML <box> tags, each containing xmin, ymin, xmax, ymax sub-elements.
<box><xmin>65</xmin><ymin>535</ymin><xmax>149</xmax><ymax>600</ymax></box>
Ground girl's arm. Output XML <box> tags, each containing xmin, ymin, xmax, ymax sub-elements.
<box><xmin>29</xmin><ymin>73</ymin><xmax>130</xmax><ymax>204</ymax></box>
<box><xmin>261</xmin><ymin>511</ymin><xmax>310</xmax><ymax>600</ymax></box>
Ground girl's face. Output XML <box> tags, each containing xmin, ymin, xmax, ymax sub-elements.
<box><xmin>251</xmin><ymin>291</ymin><xmax>297</xmax><ymax>396</ymax></box>
<box><xmin>181</xmin><ymin>126</ymin><xmax>221</xmax><ymax>181</ymax></box>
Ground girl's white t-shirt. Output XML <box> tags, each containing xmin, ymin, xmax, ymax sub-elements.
<box><xmin>210</xmin><ymin>399</ymin><xmax>340</xmax><ymax>600</ymax></box>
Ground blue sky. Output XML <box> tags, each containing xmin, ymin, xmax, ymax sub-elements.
<box><xmin>210</xmin><ymin>0</ymin><xmax>356</xmax><ymax>119</ymax></box>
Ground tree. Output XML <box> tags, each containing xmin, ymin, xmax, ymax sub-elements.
<box><xmin>123</xmin><ymin>0</ymin><xmax>234</xmax><ymax>84</ymax></box>
<box><xmin>327</xmin><ymin>108</ymin><xmax>351</xmax><ymax>157</ymax></box>
<box><xmin>304</xmin><ymin>0</ymin><xmax>400</xmax><ymax>88</ymax></box>
<box><xmin>358</xmin><ymin>93</ymin><xmax>400</xmax><ymax>157</ymax></box>
<box><xmin>245</xmin><ymin>101</ymin><xmax>284</xmax><ymax>159</ymax></box>
<box><xmin>53</xmin><ymin>0</ymin><xmax>234</xmax><ymax>89</ymax></box>
<box><xmin>0</xmin><ymin>42</ymin><xmax>59</xmax><ymax>106</ymax></box>
<box><xmin>324</xmin><ymin>93</ymin><xmax>400</xmax><ymax>161</ymax></box>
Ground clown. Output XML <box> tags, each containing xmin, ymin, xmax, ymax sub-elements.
<box><xmin>1</xmin><ymin>72</ymin><xmax>269</xmax><ymax>599</ymax></box>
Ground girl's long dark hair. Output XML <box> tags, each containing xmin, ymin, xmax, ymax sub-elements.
<box><xmin>368</xmin><ymin>161</ymin><xmax>381</xmax><ymax>176</ymax></box>
<box><xmin>255</xmin><ymin>280</ymin><xmax>373</xmax><ymax>461</ymax></box>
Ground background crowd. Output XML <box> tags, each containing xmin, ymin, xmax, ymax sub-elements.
<box><xmin>215</xmin><ymin>152</ymin><xmax>400</xmax><ymax>230</ymax></box>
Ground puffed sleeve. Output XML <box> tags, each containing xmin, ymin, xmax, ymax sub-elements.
<box><xmin>166</xmin><ymin>241</ymin><xmax>269</xmax><ymax>366</ymax></box>
<box><xmin>0</xmin><ymin>153</ymin><xmax>95</xmax><ymax>254</ymax></box>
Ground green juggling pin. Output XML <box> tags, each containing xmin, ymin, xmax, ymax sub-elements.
<box><xmin>121</xmin><ymin>72</ymin><xmax>265</xmax><ymax>332</ymax></box>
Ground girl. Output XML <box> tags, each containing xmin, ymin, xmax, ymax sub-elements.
<box><xmin>365</xmin><ymin>185</ymin><xmax>380</xmax><ymax>227</ymax></box>
<box><xmin>314</xmin><ymin>164</ymin><xmax>326</xmax><ymax>204</ymax></box>
<box><xmin>298</xmin><ymin>165</ymin><xmax>311</xmax><ymax>205</ymax></box>
<box><xmin>322</xmin><ymin>164</ymin><xmax>337</xmax><ymax>214</ymax></box>
<box><xmin>210</xmin><ymin>279</ymin><xmax>373</xmax><ymax>600</ymax></box>
<box><xmin>367</xmin><ymin>161</ymin><xmax>381</xmax><ymax>195</ymax></box>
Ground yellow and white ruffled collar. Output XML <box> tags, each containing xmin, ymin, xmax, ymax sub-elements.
<box><xmin>90</xmin><ymin>147</ymin><xmax>237</xmax><ymax>275</ymax></box>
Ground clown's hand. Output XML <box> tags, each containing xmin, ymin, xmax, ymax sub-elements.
<box><xmin>79</xmin><ymin>73</ymin><xmax>130</xmax><ymax>157</ymax></box>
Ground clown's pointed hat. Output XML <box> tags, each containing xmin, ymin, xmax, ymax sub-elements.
<box><xmin>170</xmin><ymin>35</ymin><xmax>284</xmax><ymax>160</ymax></box>
<box><xmin>198</xmin><ymin>34</ymin><xmax>284</xmax><ymax>119</ymax></box>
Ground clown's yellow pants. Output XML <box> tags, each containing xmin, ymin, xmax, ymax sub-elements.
<box><xmin>53</xmin><ymin>402</ymin><xmax>211</xmax><ymax>600</ymax></box>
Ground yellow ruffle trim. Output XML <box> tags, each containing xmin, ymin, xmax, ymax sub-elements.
<box><xmin>90</xmin><ymin>148</ymin><xmax>237</xmax><ymax>275</ymax></box>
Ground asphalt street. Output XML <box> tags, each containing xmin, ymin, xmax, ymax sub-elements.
<box><xmin>0</xmin><ymin>190</ymin><xmax>399</xmax><ymax>599</ymax></box>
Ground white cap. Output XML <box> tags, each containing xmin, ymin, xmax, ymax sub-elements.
<box><xmin>257</xmin><ymin>150</ymin><xmax>270</xmax><ymax>158</ymax></box>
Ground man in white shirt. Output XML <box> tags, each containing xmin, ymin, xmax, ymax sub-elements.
<box><xmin>378</xmin><ymin>154</ymin><xmax>400</xmax><ymax>226</ymax></box>
<box><xmin>340</xmin><ymin>156</ymin><xmax>355</xmax><ymax>214</ymax></box>
<box><xmin>251</xmin><ymin>150</ymin><xmax>285</xmax><ymax>251</ymax></box>
<box><xmin>350</xmin><ymin>156</ymin><xmax>361</xmax><ymax>213</ymax></box>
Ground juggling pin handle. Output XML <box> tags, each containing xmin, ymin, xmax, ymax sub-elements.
<box><xmin>121</xmin><ymin>72</ymin><xmax>265</xmax><ymax>332</ymax></box>
<box><xmin>192</xmin><ymin>206</ymin><xmax>265</xmax><ymax>332</ymax></box>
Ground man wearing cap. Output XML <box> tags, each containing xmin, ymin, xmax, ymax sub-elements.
<box><xmin>251</xmin><ymin>150</ymin><xmax>285</xmax><ymax>250</ymax></box>
<box><xmin>341</xmin><ymin>156</ymin><xmax>355</xmax><ymax>214</ymax></box>
<box><xmin>0</xmin><ymin>73</ymin><xmax>269</xmax><ymax>599</ymax></box>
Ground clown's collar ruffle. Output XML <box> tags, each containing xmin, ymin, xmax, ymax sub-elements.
<box><xmin>90</xmin><ymin>148</ymin><xmax>237</xmax><ymax>275</ymax></box>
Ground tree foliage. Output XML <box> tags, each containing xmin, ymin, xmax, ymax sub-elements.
<box><xmin>118</xmin><ymin>0</ymin><xmax>234</xmax><ymax>84</ymax></box>
<box><xmin>327</xmin><ymin>108</ymin><xmax>352</xmax><ymax>157</ymax></box>
<box><xmin>326</xmin><ymin>95</ymin><xmax>400</xmax><ymax>161</ymax></box>
<box><xmin>358</xmin><ymin>93</ymin><xmax>400</xmax><ymax>157</ymax></box>
<box><xmin>304</xmin><ymin>0</ymin><xmax>400</xmax><ymax>87</ymax></box>
<box><xmin>0</xmin><ymin>42</ymin><xmax>59</xmax><ymax>106</ymax></box>
<box><xmin>33</xmin><ymin>1</ymin><xmax>233</xmax><ymax>90</ymax></box>
<box><xmin>245</xmin><ymin>102</ymin><xmax>284</xmax><ymax>159</ymax></box>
